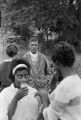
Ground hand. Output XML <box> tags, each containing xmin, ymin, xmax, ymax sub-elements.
<box><xmin>14</xmin><ymin>87</ymin><xmax>29</xmax><ymax>101</ymax></box>
<box><xmin>35</xmin><ymin>89</ymin><xmax>48</xmax><ymax>97</ymax></box>
<box><xmin>35</xmin><ymin>89</ymin><xmax>50</xmax><ymax>109</ymax></box>
<box><xmin>37</xmin><ymin>112</ymin><xmax>44</xmax><ymax>120</ymax></box>
<box><xmin>35</xmin><ymin>89</ymin><xmax>49</xmax><ymax>103</ymax></box>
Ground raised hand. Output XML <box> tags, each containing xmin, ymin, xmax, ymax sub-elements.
<box><xmin>15</xmin><ymin>87</ymin><xmax>29</xmax><ymax>101</ymax></box>
<box><xmin>35</xmin><ymin>89</ymin><xmax>48</xmax><ymax>98</ymax></box>
<box><xmin>35</xmin><ymin>89</ymin><xmax>50</xmax><ymax>109</ymax></box>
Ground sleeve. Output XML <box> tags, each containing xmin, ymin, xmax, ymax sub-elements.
<box><xmin>43</xmin><ymin>81</ymin><xmax>71</xmax><ymax>120</ymax></box>
<box><xmin>0</xmin><ymin>109</ymin><xmax>8</xmax><ymax>120</ymax></box>
<box><xmin>43</xmin><ymin>106</ymin><xmax>58</xmax><ymax>120</ymax></box>
<box><xmin>54</xmin><ymin>83</ymin><xmax>70</xmax><ymax>103</ymax></box>
<box><xmin>0</xmin><ymin>91</ymin><xmax>9</xmax><ymax>120</ymax></box>
<box><xmin>43</xmin><ymin>55</ymin><xmax>51</xmax><ymax>75</ymax></box>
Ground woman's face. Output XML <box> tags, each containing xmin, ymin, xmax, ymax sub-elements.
<box><xmin>14</xmin><ymin>69</ymin><xmax>29</xmax><ymax>89</ymax></box>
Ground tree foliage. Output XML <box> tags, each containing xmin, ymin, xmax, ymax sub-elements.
<box><xmin>1</xmin><ymin>0</ymin><xmax>81</xmax><ymax>53</ymax></box>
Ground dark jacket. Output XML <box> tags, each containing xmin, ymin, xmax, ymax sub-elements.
<box><xmin>0</xmin><ymin>60</ymin><xmax>12</xmax><ymax>90</ymax></box>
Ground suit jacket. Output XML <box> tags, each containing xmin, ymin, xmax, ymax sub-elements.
<box><xmin>23</xmin><ymin>52</ymin><xmax>52</xmax><ymax>90</ymax></box>
<box><xmin>0</xmin><ymin>60</ymin><xmax>12</xmax><ymax>90</ymax></box>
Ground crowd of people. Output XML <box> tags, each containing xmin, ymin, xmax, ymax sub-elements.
<box><xmin>0</xmin><ymin>36</ymin><xmax>81</xmax><ymax>120</ymax></box>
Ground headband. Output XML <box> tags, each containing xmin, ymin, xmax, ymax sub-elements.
<box><xmin>12</xmin><ymin>64</ymin><xmax>27</xmax><ymax>75</ymax></box>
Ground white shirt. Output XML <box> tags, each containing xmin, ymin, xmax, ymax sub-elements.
<box><xmin>0</xmin><ymin>84</ymin><xmax>39</xmax><ymax>120</ymax></box>
<box><xmin>43</xmin><ymin>74</ymin><xmax>81</xmax><ymax>120</ymax></box>
<box><xmin>29</xmin><ymin>51</ymin><xmax>38</xmax><ymax>61</ymax></box>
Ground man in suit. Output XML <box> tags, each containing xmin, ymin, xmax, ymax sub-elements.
<box><xmin>23</xmin><ymin>36</ymin><xmax>52</xmax><ymax>90</ymax></box>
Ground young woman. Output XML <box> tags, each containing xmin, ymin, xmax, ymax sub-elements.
<box><xmin>0</xmin><ymin>58</ymin><xmax>39</xmax><ymax>120</ymax></box>
<box><xmin>35</xmin><ymin>41</ymin><xmax>81</xmax><ymax>120</ymax></box>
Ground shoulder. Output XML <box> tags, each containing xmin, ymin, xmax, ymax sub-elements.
<box><xmin>0</xmin><ymin>60</ymin><xmax>11</xmax><ymax>66</ymax></box>
<box><xmin>23</xmin><ymin>51</ymin><xmax>30</xmax><ymax>57</ymax></box>
<box><xmin>61</xmin><ymin>74</ymin><xmax>81</xmax><ymax>86</ymax></box>
<box><xmin>55</xmin><ymin>75</ymin><xmax>79</xmax><ymax>94</ymax></box>
<box><xmin>39</xmin><ymin>52</ymin><xmax>46</xmax><ymax>57</ymax></box>
<box><xmin>0</xmin><ymin>85</ymin><xmax>12</xmax><ymax>97</ymax></box>
<box><xmin>55</xmin><ymin>76</ymin><xmax>72</xmax><ymax>92</ymax></box>
<box><xmin>39</xmin><ymin>52</ymin><xmax>48</xmax><ymax>60</ymax></box>
<box><xmin>0</xmin><ymin>61</ymin><xmax>11</xmax><ymax>73</ymax></box>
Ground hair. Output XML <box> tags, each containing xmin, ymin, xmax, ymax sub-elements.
<box><xmin>9</xmin><ymin>58</ymin><xmax>31</xmax><ymax>82</ymax></box>
<box><xmin>52</xmin><ymin>41</ymin><xmax>75</xmax><ymax>67</ymax></box>
<box><xmin>6</xmin><ymin>44</ymin><xmax>18</xmax><ymax>58</ymax></box>
<box><xmin>50</xmin><ymin>69</ymin><xmax>63</xmax><ymax>93</ymax></box>
<box><xmin>29</xmin><ymin>36</ymin><xmax>38</xmax><ymax>43</ymax></box>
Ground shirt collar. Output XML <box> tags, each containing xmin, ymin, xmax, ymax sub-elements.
<box><xmin>29</xmin><ymin>51</ymin><xmax>38</xmax><ymax>61</ymax></box>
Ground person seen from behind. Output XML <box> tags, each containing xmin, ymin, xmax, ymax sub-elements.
<box><xmin>35</xmin><ymin>41</ymin><xmax>81</xmax><ymax>120</ymax></box>
<box><xmin>0</xmin><ymin>44</ymin><xmax>18</xmax><ymax>91</ymax></box>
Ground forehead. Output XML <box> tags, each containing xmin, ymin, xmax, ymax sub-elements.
<box><xmin>29</xmin><ymin>41</ymin><xmax>38</xmax><ymax>45</ymax></box>
<box><xmin>15</xmin><ymin>69</ymin><xmax>28</xmax><ymax>75</ymax></box>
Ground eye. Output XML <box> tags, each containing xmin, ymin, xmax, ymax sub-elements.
<box><xmin>17</xmin><ymin>75</ymin><xmax>22</xmax><ymax>79</ymax></box>
<box><xmin>25</xmin><ymin>75</ymin><xmax>29</xmax><ymax>78</ymax></box>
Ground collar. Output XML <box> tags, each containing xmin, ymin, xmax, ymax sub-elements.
<box><xmin>29</xmin><ymin>51</ymin><xmax>38</xmax><ymax>61</ymax></box>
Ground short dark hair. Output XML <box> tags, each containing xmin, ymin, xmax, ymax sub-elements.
<box><xmin>29</xmin><ymin>36</ymin><xmax>38</xmax><ymax>43</ymax></box>
<box><xmin>6</xmin><ymin>44</ymin><xmax>18</xmax><ymax>58</ymax></box>
<box><xmin>9</xmin><ymin>58</ymin><xmax>31</xmax><ymax>82</ymax></box>
<box><xmin>52</xmin><ymin>41</ymin><xmax>75</xmax><ymax>67</ymax></box>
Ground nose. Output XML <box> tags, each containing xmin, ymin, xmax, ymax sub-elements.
<box><xmin>21</xmin><ymin>77</ymin><xmax>26</xmax><ymax>83</ymax></box>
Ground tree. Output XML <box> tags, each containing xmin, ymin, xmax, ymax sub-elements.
<box><xmin>1</xmin><ymin>0</ymin><xmax>81</xmax><ymax>53</ymax></box>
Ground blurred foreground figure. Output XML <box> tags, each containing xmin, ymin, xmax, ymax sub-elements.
<box><xmin>0</xmin><ymin>44</ymin><xmax>18</xmax><ymax>91</ymax></box>
<box><xmin>35</xmin><ymin>41</ymin><xmax>81</xmax><ymax>120</ymax></box>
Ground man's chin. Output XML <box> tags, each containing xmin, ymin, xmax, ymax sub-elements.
<box><xmin>31</xmin><ymin>50</ymin><xmax>37</xmax><ymax>54</ymax></box>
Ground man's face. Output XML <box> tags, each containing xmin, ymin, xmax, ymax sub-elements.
<box><xmin>14</xmin><ymin>69</ymin><xmax>29</xmax><ymax>89</ymax></box>
<box><xmin>29</xmin><ymin>41</ymin><xmax>38</xmax><ymax>54</ymax></box>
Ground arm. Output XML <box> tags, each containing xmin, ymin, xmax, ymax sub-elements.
<box><xmin>35</xmin><ymin>83</ymin><xmax>70</xmax><ymax>120</ymax></box>
<box><xmin>8</xmin><ymin>87</ymin><xmax>29</xmax><ymax>120</ymax></box>
<box><xmin>43</xmin><ymin>99</ymin><xmax>67</xmax><ymax>120</ymax></box>
<box><xmin>0</xmin><ymin>87</ymin><xmax>28</xmax><ymax>120</ymax></box>
<box><xmin>35</xmin><ymin>89</ymin><xmax>50</xmax><ymax>110</ymax></box>
<box><xmin>7</xmin><ymin>97</ymin><xmax>18</xmax><ymax>120</ymax></box>
<box><xmin>0</xmin><ymin>91</ymin><xmax>9</xmax><ymax>120</ymax></box>
<box><xmin>43</xmin><ymin>84</ymin><xmax>70</xmax><ymax>120</ymax></box>
<box><xmin>44</xmin><ymin>58</ymin><xmax>53</xmax><ymax>90</ymax></box>
<box><xmin>44</xmin><ymin>60</ymin><xmax>52</xmax><ymax>76</ymax></box>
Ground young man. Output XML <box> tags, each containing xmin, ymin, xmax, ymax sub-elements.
<box><xmin>0</xmin><ymin>58</ymin><xmax>39</xmax><ymax>120</ymax></box>
<box><xmin>23</xmin><ymin>36</ymin><xmax>52</xmax><ymax>90</ymax></box>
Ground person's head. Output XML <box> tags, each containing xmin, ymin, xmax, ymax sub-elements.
<box><xmin>6</xmin><ymin>44</ymin><xmax>18</xmax><ymax>58</ymax></box>
<box><xmin>9</xmin><ymin>58</ymin><xmax>30</xmax><ymax>88</ymax></box>
<box><xmin>52</xmin><ymin>41</ymin><xmax>75</xmax><ymax>71</ymax></box>
<box><xmin>29</xmin><ymin>36</ymin><xmax>38</xmax><ymax>54</ymax></box>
